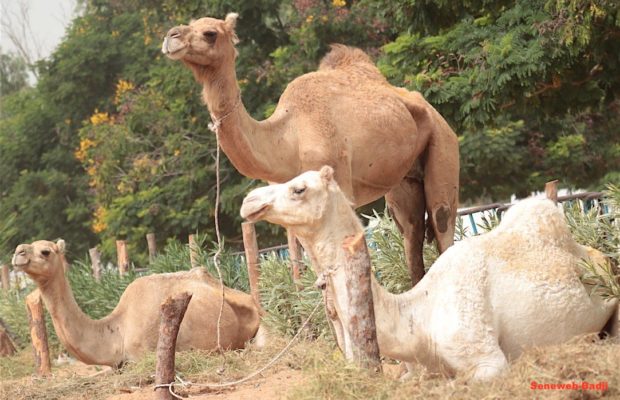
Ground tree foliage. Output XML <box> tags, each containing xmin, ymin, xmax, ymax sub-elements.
<box><xmin>1</xmin><ymin>0</ymin><xmax>619</xmax><ymax>261</ymax></box>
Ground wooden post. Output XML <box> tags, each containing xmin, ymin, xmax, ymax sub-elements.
<box><xmin>154</xmin><ymin>292</ymin><xmax>193</xmax><ymax>400</ymax></box>
<box><xmin>188</xmin><ymin>234</ymin><xmax>199</xmax><ymax>269</ymax></box>
<box><xmin>89</xmin><ymin>247</ymin><xmax>102</xmax><ymax>281</ymax></box>
<box><xmin>242</xmin><ymin>222</ymin><xmax>261</xmax><ymax>306</ymax></box>
<box><xmin>147</xmin><ymin>233</ymin><xmax>157</xmax><ymax>263</ymax></box>
<box><xmin>116</xmin><ymin>240</ymin><xmax>129</xmax><ymax>276</ymax></box>
<box><xmin>0</xmin><ymin>325</ymin><xmax>16</xmax><ymax>357</ymax></box>
<box><xmin>1</xmin><ymin>264</ymin><xmax>9</xmax><ymax>291</ymax></box>
<box><xmin>545</xmin><ymin>180</ymin><xmax>558</xmax><ymax>204</ymax></box>
<box><xmin>609</xmin><ymin>304</ymin><xmax>620</xmax><ymax>338</ymax></box>
<box><xmin>25</xmin><ymin>290</ymin><xmax>51</xmax><ymax>376</ymax></box>
<box><xmin>287</xmin><ymin>230</ymin><xmax>303</xmax><ymax>287</ymax></box>
<box><xmin>340</xmin><ymin>233</ymin><xmax>382</xmax><ymax>371</ymax></box>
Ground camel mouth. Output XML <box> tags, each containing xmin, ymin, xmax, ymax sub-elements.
<box><xmin>242</xmin><ymin>205</ymin><xmax>271</xmax><ymax>222</ymax></box>
<box><xmin>11</xmin><ymin>249</ymin><xmax>31</xmax><ymax>270</ymax></box>
<box><xmin>11</xmin><ymin>259</ymin><xmax>29</xmax><ymax>270</ymax></box>
<box><xmin>162</xmin><ymin>37</ymin><xmax>187</xmax><ymax>59</ymax></box>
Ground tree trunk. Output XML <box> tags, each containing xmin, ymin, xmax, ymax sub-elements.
<box><xmin>25</xmin><ymin>289</ymin><xmax>51</xmax><ymax>376</ymax></box>
<box><xmin>1</xmin><ymin>264</ymin><xmax>9</xmax><ymax>291</ymax></box>
<box><xmin>154</xmin><ymin>292</ymin><xmax>193</xmax><ymax>400</ymax></box>
<box><xmin>188</xmin><ymin>234</ymin><xmax>199</xmax><ymax>269</ymax></box>
<box><xmin>242</xmin><ymin>222</ymin><xmax>261</xmax><ymax>307</ymax></box>
<box><xmin>341</xmin><ymin>233</ymin><xmax>382</xmax><ymax>371</ymax></box>
<box><xmin>147</xmin><ymin>233</ymin><xmax>158</xmax><ymax>263</ymax></box>
<box><xmin>116</xmin><ymin>240</ymin><xmax>129</xmax><ymax>276</ymax></box>
<box><xmin>287</xmin><ymin>230</ymin><xmax>303</xmax><ymax>289</ymax></box>
<box><xmin>545</xmin><ymin>180</ymin><xmax>558</xmax><ymax>204</ymax></box>
<box><xmin>609</xmin><ymin>304</ymin><xmax>620</xmax><ymax>338</ymax></box>
<box><xmin>0</xmin><ymin>325</ymin><xmax>16</xmax><ymax>357</ymax></box>
<box><xmin>89</xmin><ymin>247</ymin><xmax>102</xmax><ymax>281</ymax></box>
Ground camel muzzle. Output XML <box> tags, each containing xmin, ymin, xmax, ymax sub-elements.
<box><xmin>12</xmin><ymin>249</ymin><xmax>30</xmax><ymax>269</ymax></box>
<box><xmin>162</xmin><ymin>27</ymin><xmax>189</xmax><ymax>57</ymax></box>
<box><xmin>240</xmin><ymin>191</ymin><xmax>275</xmax><ymax>222</ymax></box>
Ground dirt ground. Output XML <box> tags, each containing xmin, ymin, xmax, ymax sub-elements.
<box><xmin>1</xmin><ymin>335</ymin><xmax>618</xmax><ymax>400</ymax></box>
<box><xmin>106</xmin><ymin>369</ymin><xmax>304</xmax><ymax>400</ymax></box>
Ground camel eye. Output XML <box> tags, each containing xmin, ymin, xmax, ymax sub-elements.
<box><xmin>41</xmin><ymin>249</ymin><xmax>51</xmax><ymax>257</ymax></box>
<box><xmin>203</xmin><ymin>31</ymin><xmax>217</xmax><ymax>43</ymax></box>
<box><xmin>293</xmin><ymin>187</ymin><xmax>306</xmax><ymax>196</ymax></box>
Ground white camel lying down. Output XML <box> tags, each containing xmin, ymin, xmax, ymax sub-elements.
<box><xmin>240</xmin><ymin>166</ymin><xmax>618</xmax><ymax>380</ymax></box>
<box><xmin>12</xmin><ymin>240</ymin><xmax>263</xmax><ymax>367</ymax></box>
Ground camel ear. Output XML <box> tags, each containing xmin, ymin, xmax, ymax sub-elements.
<box><xmin>56</xmin><ymin>239</ymin><xmax>66</xmax><ymax>254</ymax></box>
<box><xmin>224</xmin><ymin>13</ymin><xmax>239</xmax><ymax>42</ymax></box>
<box><xmin>320</xmin><ymin>165</ymin><xmax>335</xmax><ymax>184</ymax></box>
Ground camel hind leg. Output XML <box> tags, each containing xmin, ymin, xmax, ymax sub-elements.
<box><xmin>385</xmin><ymin>161</ymin><xmax>426</xmax><ymax>286</ymax></box>
<box><xmin>395</xmin><ymin>88</ymin><xmax>459</xmax><ymax>253</ymax></box>
<box><xmin>422</xmin><ymin>109</ymin><xmax>459</xmax><ymax>253</ymax></box>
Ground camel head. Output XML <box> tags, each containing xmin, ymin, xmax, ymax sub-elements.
<box><xmin>241</xmin><ymin>166</ymin><xmax>343</xmax><ymax>232</ymax></box>
<box><xmin>162</xmin><ymin>13</ymin><xmax>239</xmax><ymax>68</ymax></box>
<box><xmin>12</xmin><ymin>240</ymin><xmax>66</xmax><ymax>283</ymax></box>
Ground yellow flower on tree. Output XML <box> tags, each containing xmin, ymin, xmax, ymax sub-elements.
<box><xmin>90</xmin><ymin>110</ymin><xmax>110</xmax><ymax>126</ymax></box>
<box><xmin>74</xmin><ymin>138</ymin><xmax>97</xmax><ymax>162</ymax></box>
<box><xmin>114</xmin><ymin>79</ymin><xmax>135</xmax><ymax>105</ymax></box>
<box><xmin>332</xmin><ymin>0</ymin><xmax>346</xmax><ymax>7</ymax></box>
<box><xmin>92</xmin><ymin>206</ymin><xmax>108</xmax><ymax>233</ymax></box>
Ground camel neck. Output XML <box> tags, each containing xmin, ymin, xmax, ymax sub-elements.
<box><xmin>39</xmin><ymin>274</ymin><xmax>124</xmax><ymax>366</ymax></box>
<box><xmin>297</xmin><ymin>198</ymin><xmax>428</xmax><ymax>360</ymax></box>
<box><xmin>197</xmin><ymin>60</ymin><xmax>299</xmax><ymax>182</ymax></box>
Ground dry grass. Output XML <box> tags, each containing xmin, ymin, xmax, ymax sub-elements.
<box><xmin>0</xmin><ymin>334</ymin><xmax>618</xmax><ymax>400</ymax></box>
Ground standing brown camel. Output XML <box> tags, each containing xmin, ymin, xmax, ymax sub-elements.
<box><xmin>162</xmin><ymin>13</ymin><xmax>459</xmax><ymax>284</ymax></box>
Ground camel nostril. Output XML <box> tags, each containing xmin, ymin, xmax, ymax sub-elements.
<box><xmin>168</xmin><ymin>29</ymin><xmax>181</xmax><ymax>39</ymax></box>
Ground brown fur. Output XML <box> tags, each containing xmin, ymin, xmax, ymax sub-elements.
<box><xmin>163</xmin><ymin>15</ymin><xmax>460</xmax><ymax>285</ymax></box>
<box><xmin>12</xmin><ymin>240</ymin><xmax>262</xmax><ymax>367</ymax></box>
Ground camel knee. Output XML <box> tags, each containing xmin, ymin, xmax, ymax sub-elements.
<box><xmin>469</xmin><ymin>353</ymin><xmax>508</xmax><ymax>381</ymax></box>
<box><xmin>398</xmin><ymin>362</ymin><xmax>417</xmax><ymax>382</ymax></box>
<box><xmin>429</xmin><ymin>203</ymin><xmax>455</xmax><ymax>253</ymax></box>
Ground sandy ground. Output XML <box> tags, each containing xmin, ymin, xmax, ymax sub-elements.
<box><xmin>106</xmin><ymin>369</ymin><xmax>305</xmax><ymax>400</ymax></box>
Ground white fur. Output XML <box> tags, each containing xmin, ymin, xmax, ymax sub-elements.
<box><xmin>241</xmin><ymin>168</ymin><xmax>618</xmax><ymax>380</ymax></box>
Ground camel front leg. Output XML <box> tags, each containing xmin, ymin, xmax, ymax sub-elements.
<box><xmin>319</xmin><ymin>283</ymin><xmax>346</xmax><ymax>353</ymax></box>
<box><xmin>385</xmin><ymin>162</ymin><xmax>426</xmax><ymax>286</ymax></box>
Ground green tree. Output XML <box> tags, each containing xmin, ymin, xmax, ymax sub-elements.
<box><xmin>0</xmin><ymin>53</ymin><xmax>29</xmax><ymax>96</ymax></box>
<box><xmin>377</xmin><ymin>0</ymin><xmax>620</xmax><ymax>200</ymax></box>
<box><xmin>2</xmin><ymin>0</ymin><xmax>619</xmax><ymax>264</ymax></box>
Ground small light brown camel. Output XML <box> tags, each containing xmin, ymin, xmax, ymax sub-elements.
<box><xmin>12</xmin><ymin>240</ymin><xmax>263</xmax><ymax>367</ymax></box>
<box><xmin>240</xmin><ymin>167</ymin><xmax>618</xmax><ymax>380</ymax></box>
<box><xmin>162</xmin><ymin>13</ymin><xmax>460</xmax><ymax>285</ymax></box>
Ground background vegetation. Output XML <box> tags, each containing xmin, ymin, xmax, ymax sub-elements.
<box><xmin>1</xmin><ymin>185</ymin><xmax>618</xmax><ymax>358</ymax></box>
<box><xmin>1</xmin><ymin>0</ymin><xmax>619</xmax><ymax>262</ymax></box>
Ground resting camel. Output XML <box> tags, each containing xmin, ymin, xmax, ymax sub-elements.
<box><xmin>12</xmin><ymin>240</ymin><xmax>263</xmax><ymax>367</ymax></box>
<box><xmin>240</xmin><ymin>167</ymin><xmax>618</xmax><ymax>380</ymax></box>
<box><xmin>162</xmin><ymin>13</ymin><xmax>459</xmax><ymax>285</ymax></box>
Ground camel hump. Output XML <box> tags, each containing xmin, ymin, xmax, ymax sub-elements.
<box><xmin>319</xmin><ymin>44</ymin><xmax>386</xmax><ymax>81</ymax></box>
<box><xmin>319</xmin><ymin>44</ymin><xmax>372</xmax><ymax>69</ymax></box>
